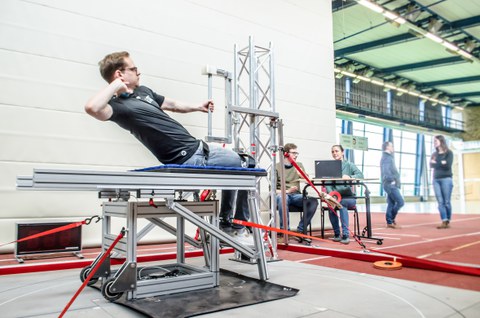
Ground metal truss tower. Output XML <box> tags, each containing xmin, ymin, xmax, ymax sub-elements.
<box><xmin>204</xmin><ymin>37</ymin><xmax>281</xmax><ymax>257</ymax></box>
<box><xmin>233</xmin><ymin>37</ymin><xmax>279</xmax><ymax>211</ymax></box>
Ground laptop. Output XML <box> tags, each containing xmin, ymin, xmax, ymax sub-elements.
<box><xmin>314</xmin><ymin>160</ymin><xmax>342</xmax><ymax>179</ymax></box>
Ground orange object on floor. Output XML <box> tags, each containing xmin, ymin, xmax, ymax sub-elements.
<box><xmin>373</xmin><ymin>260</ymin><xmax>403</xmax><ymax>270</ymax></box>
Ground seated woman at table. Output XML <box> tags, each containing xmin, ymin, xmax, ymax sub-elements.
<box><xmin>325</xmin><ymin>144</ymin><xmax>364</xmax><ymax>244</ymax></box>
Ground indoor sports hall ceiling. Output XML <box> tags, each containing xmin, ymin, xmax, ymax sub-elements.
<box><xmin>332</xmin><ymin>0</ymin><xmax>480</xmax><ymax>109</ymax></box>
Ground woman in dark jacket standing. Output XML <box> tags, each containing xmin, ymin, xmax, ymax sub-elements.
<box><xmin>430</xmin><ymin>135</ymin><xmax>454</xmax><ymax>229</ymax></box>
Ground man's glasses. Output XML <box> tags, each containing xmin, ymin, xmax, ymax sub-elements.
<box><xmin>289</xmin><ymin>151</ymin><xmax>299</xmax><ymax>156</ymax></box>
<box><xmin>122</xmin><ymin>66</ymin><xmax>139</xmax><ymax>74</ymax></box>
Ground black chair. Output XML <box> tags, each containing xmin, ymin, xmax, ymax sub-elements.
<box><xmin>320</xmin><ymin>201</ymin><xmax>360</xmax><ymax>239</ymax></box>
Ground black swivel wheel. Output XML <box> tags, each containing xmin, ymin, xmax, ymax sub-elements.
<box><xmin>377</xmin><ymin>240</ymin><xmax>383</xmax><ymax>245</ymax></box>
<box><xmin>101</xmin><ymin>278</ymin><xmax>124</xmax><ymax>302</ymax></box>
<box><xmin>80</xmin><ymin>266</ymin><xmax>98</xmax><ymax>286</ymax></box>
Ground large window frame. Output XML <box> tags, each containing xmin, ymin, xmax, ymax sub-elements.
<box><xmin>336</xmin><ymin>119</ymin><xmax>441</xmax><ymax>198</ymax></box>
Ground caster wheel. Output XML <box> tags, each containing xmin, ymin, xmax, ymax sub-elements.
<box><xmin>377</xmin><ymin>240</ymin><xmax>383</xmax><ymax>245</ymax></box>
<box><xmin>80</xmin><ymin>267</ymin><xmax>98</xmax><ymax>286</ymax></box>
<box><xmin>101</xmin><ymin>278</ymin><xmax>123</xmax><ymax>302</ymax></box>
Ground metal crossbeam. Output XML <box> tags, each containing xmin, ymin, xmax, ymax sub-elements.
<box><xmin>17</xmin><ymin>169</ymin><xmax>264</xmax><ymax>192</ymax></box>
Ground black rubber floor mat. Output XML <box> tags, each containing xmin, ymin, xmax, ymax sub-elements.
<box><xmin>113</xmin><ymin>268</ymin><xmax>299</xmax><ymax>317</ymax></box>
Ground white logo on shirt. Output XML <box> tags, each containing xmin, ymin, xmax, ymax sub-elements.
<box><xmin>145</xmin><ymin>95</ymin><xmax>154</xmax><ymax>104</ymax></box>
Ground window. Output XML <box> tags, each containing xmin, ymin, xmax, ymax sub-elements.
<box><xmin>336</xmin><ymin>118</ymin><xmax>440</xmax><ymax>198</ymax></box>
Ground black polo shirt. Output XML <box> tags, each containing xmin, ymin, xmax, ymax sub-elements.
<box><xmin>108</xmin><ymin>86</ymin><xmax>199</xmax><ymax>164</ymax></box>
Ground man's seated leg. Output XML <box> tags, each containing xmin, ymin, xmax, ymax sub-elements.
<box><xmin>276</xmin><ymin>194</ymin><xmax>291</xmax><ymax>230</ymax></box>
<box><xmin>286</xmin><ymin>193</ymin><xmax>304</xmax><ymax>232</ymax></box>
<box><xmin>297</xmin><ymin>197</ymin><xmax>319</xmax><ymax>234</ymax></box>
<box><xmin>228</xmin><ymin>190</ymin><xmax>255</xmax><ymax>247</ymax></box>
<box><xmin>219</xmin><ymin>190</ymin><xmax>235</xmax><ymax>234</ymax></box>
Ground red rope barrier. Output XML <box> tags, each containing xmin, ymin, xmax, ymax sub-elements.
<box><xmin>59</xmin><ymin>227</ymin><xmax>126</xmax><ymax>318</ymax></box>
<box><xmin>233</xmin><ymin>219</ymin><xmax>329</xmax><ymax>243</ymax></box>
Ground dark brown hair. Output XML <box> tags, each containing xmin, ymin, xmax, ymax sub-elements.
<box><xmin>283</xmin><ymin>143</ymin><xmax>297</xmax><ymax>154</ymax></box>
<box><xmin>98</xmin><ymin>51</ymin><xmax>129</xmax><ymax>82</ymax></box>
<box><xmin>434</xmin><ymin>135</ymin><xmax>449</xmax><ymax>152</ymax></box>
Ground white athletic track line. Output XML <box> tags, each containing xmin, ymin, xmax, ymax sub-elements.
<box><xmin>371</xmin><ymin>231</ymin><xmax>480</xmax><ymax>251</ymax></box>
<box><xmin>373</xmin><ymin>233</ymin><xmax>422</xmax><ymax>237</ymax></box>
<box><xmin>374</xmin><ymin>216</ymin><xmax>480</xmax><ymax>230</ymax></box>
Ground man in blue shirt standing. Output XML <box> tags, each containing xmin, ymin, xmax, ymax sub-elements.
<box><xmin>380</xmin><ymin>141</ymin><xmax>404</xmax><ymax>228</ymax></box>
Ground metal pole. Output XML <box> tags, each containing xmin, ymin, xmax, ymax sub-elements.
<box><xmin>269</xmin><ymin>118</ymin><xmax>279</xmax><ymax>253</ymax></box>
<box><xmin>207</xmin><ymin>74</ymin><xmax>213</xmax><ymax>138</ymax></box>
<box><xmin>249</xmin><ymin>36</ymin><xmax>257</xmax><ymax>161</ymax></box>
<box><xmin>277</xmin><ymin>119</ymin><xmax>289</xmax><ymax>244</ymax></box>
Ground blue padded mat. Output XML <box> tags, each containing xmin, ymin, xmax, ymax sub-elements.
<box><xmin>133</xmin><ymin>164</ymin><xmax>267</xmax><ymax>177</ymax></box>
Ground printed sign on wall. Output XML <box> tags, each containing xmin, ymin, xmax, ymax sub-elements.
<box><xmin>340</xmin><ymin>134</ymin><xmax>368</xmax><ymax>151</ymax></box>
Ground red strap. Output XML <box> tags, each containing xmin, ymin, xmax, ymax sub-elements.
<box><xmin>0</xmin><ymin>221</ymin><xmax>85</xmax><ymax>248</ymax></box>
<box><xmin>149</xmin><ymin>198</ymin><xmax>158</xmax><ymax>208</ymax></box>
<box><xmin>59</xmin><ymin>228</ymin><xmax>126</xmax><ymax>317</ymax></box>
<box><xmin>284</xmin><ymin>152</ymin><xmax>324</xmax><ymax>199</ymax></box>
<box><xmin>284</xmin><ymin>152</ymin><xmax>339</xmax><ymax>214</ymax></box>
<box><xmin>200</xmin><ymin>190</ymin><xmax>211</xmax><ymax>201</ymax></box>
<box><xmin>233</xmin><ymin>219</ymin><xmax>328</xmax><ymax>243</ymax></box>
<box><xmin>280</xmin><ymin>154</ymin><xmax>367</xmax><ymax>248</ymax></box>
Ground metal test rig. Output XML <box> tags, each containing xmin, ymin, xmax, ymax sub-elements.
<box><xmin>17</xmin><ymin>166</ymin><xmax>268</xmax><ymax>301</ymax></box>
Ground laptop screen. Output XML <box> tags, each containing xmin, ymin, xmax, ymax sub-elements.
<box><xmin>314</xmin><ymin>160</ymin><xmax>342</xmax><ymax>179</ymax></box>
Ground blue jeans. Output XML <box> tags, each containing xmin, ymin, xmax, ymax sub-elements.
<box><xmin>383</xmin><ymin>183</ymin><xmax>404</xmax><ymax>225</ymax></box>
<box><xmin>329</xmin><ymin>197</ymin><xmax>356</xmax><ymax>237</ymax></box>
<box><xmin>183</xmin><ymin>143</ymin><xmax>248</xmax><ymax>229</ymax></box>
<box><xmin>433</xmin><ymin>177</ymin><xmax>453</xmax><ymax>222</ymax></box>
<box><xmin>276</xmin><ymin>194</ymin><xmax>318</xmax><ymax>232</ymax></box>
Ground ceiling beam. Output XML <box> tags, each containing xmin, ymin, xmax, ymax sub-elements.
<box><xmin>382</xmin><ymin>57</ymin><xmax>465</xmax><ymax>73</ymax></box>
<box><xmin>450</xmin><ymin>15</ymin><xmax>480</xmax><ymax>30</ymax></box>
<box><xmin>450</xmin><ymin>92</ymin><xmax>480</xmax><ymax>98</ymax></box>
<box><xmin>335</xmin><ymin>34</ymin><xmax>416</xmax><ymax>57</ymax></box>
<box><xmin>421</xmin><ymin>76</ymin><xmax>480</xmax><ymax>87</ymax></box>
<box><xmin>334</xmin><ymin>15</ymin><xmax>480</xmax><ymax>58</ymax></box>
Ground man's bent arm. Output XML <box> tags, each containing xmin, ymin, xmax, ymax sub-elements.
<box><xmin>85</xmin><ymin>79</ymin><xmax>126</xmax><ymax>121</ymax></box>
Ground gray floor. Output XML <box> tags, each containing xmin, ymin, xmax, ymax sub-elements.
<box><xmin>1</xmin><ymin>200</ymin><xmax>479</xmax><ymax>318</ymax></box>
<box><xmin>0</xmin><ymin>255</ymin><xmax>479</xmax><ymax>318</ymax></box>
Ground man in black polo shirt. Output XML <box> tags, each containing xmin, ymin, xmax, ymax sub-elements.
<box><xmin>85</xmin><ymin>51</ymin><xmax>252</xmax><ymax>245</ymax></box>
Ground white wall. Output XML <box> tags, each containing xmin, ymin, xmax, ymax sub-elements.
<box><xmin>0</xmin><ymin>0</ymin><xmax>336</xmax><ymax>252</ymax></box>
